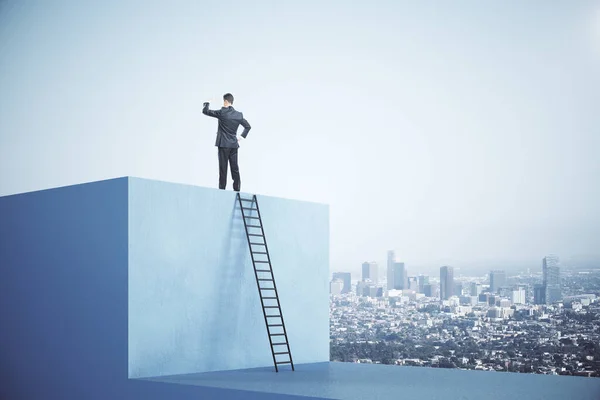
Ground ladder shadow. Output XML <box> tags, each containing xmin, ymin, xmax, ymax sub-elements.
<box><xmin>201</xmin><ymin>198</ymin><xmax>250</xmax><ymax>371</ymax></box>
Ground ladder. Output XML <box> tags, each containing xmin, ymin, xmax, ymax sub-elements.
<box><xmin>237</xmin><ymin>193</ymin><xmax>295</xmax><ymax>372</ymax></box>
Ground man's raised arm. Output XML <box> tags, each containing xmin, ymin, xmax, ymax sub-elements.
<box><xmin>202</xmin><ymin>101</ymin><xmax>221</xmax><ymax>118</ymax></box>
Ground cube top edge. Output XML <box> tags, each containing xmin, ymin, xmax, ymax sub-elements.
<box><xmin>0</xmin><ymin>176</ymin><xmax>329</xmax><ymax>208</ymax></box>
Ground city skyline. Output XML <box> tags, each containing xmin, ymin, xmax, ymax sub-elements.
<box><xmin>330</xmin><ymin>250</ymin><xmax>599</xmax><ymax>377</ymax></box>
<box><xmin>332</xmin><ymin>250</ymin><xmax>592</xmax><ymax>280</ymax></box>
<box><xmin>330</xmin><ymin>250</ymin><xmax>600</xmax><ymax>377</ymax></box>
<box><xmin>330</xmin><ymin>252</ymin><xmax>580</xmax><ymax>308</ymax></box>
<box><xmin>330</xmin><ymin>266</ymin><xmax>600</xmax><ymax>377</ymax></box>
<box><xmin>333</xmin><ymin>252</ymin><xmax>572</xmax><ymax>308</ymax></box>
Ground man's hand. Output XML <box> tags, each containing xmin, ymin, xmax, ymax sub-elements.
<box><xmin>202</xmin><ymin>99</ymin><xmax>222</xmax><ymax>118</ymax></box>
<box><xmin>237</xmin><ymin>136</ymin><xmax>244</xmax><ymax>143</ymax></box>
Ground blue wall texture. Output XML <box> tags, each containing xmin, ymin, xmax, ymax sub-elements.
<box><xmin>128</xmin><ymin>178</ymin><xmax>330</xmax><ymax>378</ymax></box>
<box><xmin>0</xmin><ymin>177</ymin><xmax>329</xmax><ymax>398</ymax></box>
<box><xmin>0</xmin><ymin>178</ymin><xmax>129</xmax><ymax>399</ymax></box>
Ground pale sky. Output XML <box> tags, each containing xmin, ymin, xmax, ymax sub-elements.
<box><xmin>1</xmin><ymin>1</ymin><xmax>599</xmax><ymax>277</ymax></box>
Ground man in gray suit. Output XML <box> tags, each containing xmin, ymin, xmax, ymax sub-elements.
<box><xmin>202</xmin><ymin>93</ymin><xmax>251</xmax><ymax>192</ymax></box>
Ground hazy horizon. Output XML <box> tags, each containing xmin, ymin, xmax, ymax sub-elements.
<box><xmin>2</xmin><ymin>1</ymin><xmax>599</xmax><ymax>273</ymax></box>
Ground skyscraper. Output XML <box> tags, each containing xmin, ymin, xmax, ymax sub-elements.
<box><xmin>387</xmin><ymin>250</ymin><xmax>395</xmax><ymax>290</ymax></box>
<box><xmin>543</xmin><ymin>255</ymin><xmax>561</xmax><ymax>304</ymax></box>
<box><xmin>440</xmin><ymin>266</ymin><xmax>454</xmax><ymax>300</ymax></box>
<box><xmin>423</xmin><ymin>284</ymin><xmax>433</xmax><ymax>297</ymax></box>
<box><xmin>534</xmin><ymin>284</ymin><xmax>546</xmax><ymax>305</ymax></box>
<box><xmin>418</xmin><ymin>275</ymin><xmax>430</xmax><ymax>293</ymax></box>
<box><xmin>489</xmin><ymin>270</ymin><xmax>506</xmax><ymax>294</ymax></box>
<box><xmin>392</xmin><ymin>262</ymin><xmax>407</xmax><ymax>289</ymax></box>
<box><xmin>454</xmin><ymin>282</ymin><xmax>463</xmax><ymax>296</ymax></box>
<box><xmin>470</xmin><ymin>282</ymin><xmax>482</xmax><ymax>296</ymax></box>
<box><xmin>511</xmin><ymin>287</ymin><xmax>526</xmax><ymax>305</ymax></box>
<box><xmin>332</xmin><ymin>272</ymin><xmax>352</xmax><ymax>294</ymax></box>
<box><xmin>362</xmin><ymin>261</ymin><xmax>378</xmax><ymax>284</ymax></box>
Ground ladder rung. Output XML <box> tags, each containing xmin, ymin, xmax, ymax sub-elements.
<box><xmin>272</xmin><ymin>342</ymin><xmax>287</xmax><ymax>345</ymax></box>
<box><xmin>242</xmin><ymin>207</ymin><xmax>257</xmax><ymax>210</ymax></box>
<box><xmin>263</xmin><ymin>297</ymin><xmax>278</xmax><ymax>300</ymax></box>
<box><xmin>258</xmin><ymin>279</ymin><xmax>273</xmax><ymax>281</ymax></box>
<box><xmin>253</xmin><ymin>251</ymin><xmax>268</xmax><ymax>255</ymax></box>
<box><xmin>264</xmin><ymin>306</ymin><xmax>279</xmax><ymax>308</ymax></box>
<box><xmin>260</xmin><ymin>288</ymin><xmax>275</xmax><ymax>290</ymax></box>
<box><xmin>247</xmin><ymin>224</ymin><xmax>261</xmax><ymax>228</ymax></box>
<box><xmin>276</xmin><ymin>361</ymin><xmax>292</xmax><ymax>364</ymax></box>
<box><xmin>270</xmin><ymin>333</ymin><xmax>285</xmax><ymax>336</ymax></box>
<box><xmin>268</xmin><ymin>324</ymin><xmax>283</xmax><ymax>327</ymax></box>
<box><xmin>249</xmin><ymin>233</ymin><xmax>263</xmax><ymax>237</ymax></box>
<box><xmin>255</xmin><ymin>270</ymin><xmax>271</xmax><ymax>273</ymax></box>
<box><xmin>255</xmin><ymin>261</ymin><xmax>269</xmax><ymax>263</ymax></box>
<box><xmin>274</xmin><ymin>352</ymin><xmax>289</xmax><ymax>355</ymax></box>
<box><xmin>240</xmin><ymin>198</ymin><xmax>254</xmax><ymax>202</ymax></box>
<box><xmin>245</xmin><ymin>216</ymin><xmax>260</xmax><ymax>220</ymax></box>
<box><xmin>249</xmin><ymin>242</ymin><xmax>265</xmax><ymax>245</ymax></box>
<box><xmin>266</xmin><ymin>315</ymin><xmax>281</xmax><ymax>317</ymax></box>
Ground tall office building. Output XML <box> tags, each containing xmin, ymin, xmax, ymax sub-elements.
<box><xmin>543</xmin><ymin>255</ymin><xmax>561</xmax><ymax>304</ymax></box>
<box><xmin>489</xmin><ymin>270</ymin><xmax>506</xmax><ymax>294</ymax></box>
<box><xmin>533</xmin><ymin>284</ymin><xmax>546</xmax><ymax>305</ymax></box>
<box><xmin>423</xmin><ymin>284</ymin><xmax>433</xmax><ymax>297</ymax></box>
<box><xmin>470</xmin><ymin>282</ymin><xmax>482</xmax><ymax>296</ymax></box>
<box><xmin>387</xmin><ymin>250</ymin><xmax>395</xmax><ymax>290</ymax></box>
<box><xmin>454</xmin><ymin>282</ymin><xmax>463</xmax><ymax>296</ymax></box>
<box><xmin>362</xmin><ymin>261</ymin><xmax>378</xmax><ymax>284</ymax></box>
<box><xmin>393</xmin><ymin>262</ymin><xmax>407</xmax><ymax>289</ymax></box>
<box><xmin>332</xmin><ymin>272</ymin><xmax>352</xmax><ymax>294</ymax></box>
<box><xmin>511</xmin><ymin>287</ymin><xmax>526</xmax><ymax>305</ymax></box>
<box><xmin>418</xmin><ymin>275</ymin><xmax>430</xmax><ymax>293</ymax></box>
<box><xmin>440</xmin><ymin>266</ymin><xmax>454</xmax><ymax>300</ymax></box>
<box><xmin>386</xmin><ymin>250</ymin><xmax>408</xmax><ymax>290</ymax></box>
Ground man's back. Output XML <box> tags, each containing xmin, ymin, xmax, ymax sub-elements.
<box><xmin>202</xmin><ymin>102</ymin><xmax>251</xmax><ymax>148</ymax></box>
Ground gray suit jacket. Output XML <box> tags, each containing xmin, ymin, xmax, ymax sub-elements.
<box><xmin>202</xmin><ymin>102</ymin><xmax>251</xmax><ymax>148</ymax></box>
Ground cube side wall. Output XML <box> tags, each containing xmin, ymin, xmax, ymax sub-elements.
<box><xmin>128</xmin><ymin>178</ymin><xmax>329</xmax><ymax>378</ymax></box>
<box><xmin>0</xmin><ymin>178</ymin><xmax>129</xmax><ymax>399</ymax></box>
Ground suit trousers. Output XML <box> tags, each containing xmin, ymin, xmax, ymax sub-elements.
<box><xmin>218</xmin><ymin>146</ymin><xmax>240</xmax><ymax>191</ymax></box>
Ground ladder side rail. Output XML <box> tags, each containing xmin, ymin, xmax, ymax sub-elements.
<box><xmin>237</xmin><ymin>193</ymin><xmax>279</xmax><ymax>372</ymax></box>
<box><xmin>253</xmin><ymin>194</ymin><xmax>295</xmax><ymax>371</ymax></box>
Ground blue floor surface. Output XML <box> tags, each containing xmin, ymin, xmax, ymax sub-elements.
<box><xmin>143</xmin><ymin>361</ymin><xmax>600</xmax><ymax>400</ymax></box>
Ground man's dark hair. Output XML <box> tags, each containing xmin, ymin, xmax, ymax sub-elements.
<box><xmin>223</xmin><ymin>93</ymin><xmax>234</xmax><ymax>104</ymax></box>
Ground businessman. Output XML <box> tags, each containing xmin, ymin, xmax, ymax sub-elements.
<box><xmin>202</xmin><ymin>93</ymin><xmax>251</xmax><ymax>192</ymax></box>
